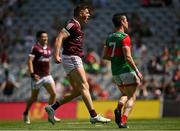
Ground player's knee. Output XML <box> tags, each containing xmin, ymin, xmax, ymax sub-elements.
<box><xmin>127</xmin><ymin>98</ymin><xmax>135</xmax><ymax>107</ymax></box>
<box><xmin>81</xmin><ymin>82</ymin><xmax>89</xmax><ymax>90</ymax></box>
<box><xmin>50</xmin><ymin>92</ymin><xmax>56</xmax><ymax>98</ymax></box>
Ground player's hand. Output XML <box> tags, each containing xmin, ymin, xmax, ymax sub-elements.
<box><xmin>54</xmin><ymin>55</ymin><xmax>62</xmax><ymax>64</ymax></box>
<box><xmin>31</xmin><ymin>73</ymin><xmax>40</xmax><ymax>81</ymax></box>
<box><xmin>137</xmin><ymin>71</ymin><xmax>143</xmax><ymax>81</ymax></box>
<box><xmin>34</xmin><ymin>74</ymin><xmax>40</xmax><ymax>81</ymax></box>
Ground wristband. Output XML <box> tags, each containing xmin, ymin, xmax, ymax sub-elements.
<box><xmin>30</xmin><ymin>73</ymin><xmax>35</xmax><ymax>78</ymax></box>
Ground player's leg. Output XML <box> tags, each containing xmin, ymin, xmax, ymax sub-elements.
<box><xmin>117</xmin><ymin>86</ymin><xmax>128</xmax><ymax>112</ymax></box>
<box><xmin>121</xmin><ymin>72</ymin><xmax>140</xmax><ymax>127</ymax></box>
<box><xmin>114</xmin><ymin>86</ymin><xmax>128</xmax><ymax>126</ymax></box>
<box><xmin>45</xmin><ymin>75</ymin><xmax>81</xmax><ymax>125</ymax></box>
<box><xmin>23</xmin><ymin>89</ymin><xmax>39</xmax><ymax>124</ymax></box>
<box><xmin>120</xmin><ymin>84</ymin><xmax>137</xmax><ymax>128</ymax></box>
<box><xmin>44</xmin><ymin>76</ymin><xmax>61</xmax><ymax>123</ymax></box>
<box><xmin>123</xmin><ymin>85</ymin><xmax>137</xmax><ymax>117</ymax></box>
<box><xmin>70</xmin><ymin>67</ymin><xmax>111</xmax><ymax>123</ymax></box>
<box><xmin>57</xmin><ymin>74</ymin><xmax>81</xmax><ymax>104</ymax></box>
<box><xmin>49</xmin><ymin>74</ymin><xmax>81</xmax><ymax>110</ymax></box>
<box><xmin>43</xmin><ymin>76</ymin><xmax>56</xmax><ymax>105</ymax></box>
<box><xmin>113</xmin><ymin>75</ymin><xmax>128</xmax><ymax>126</ymax></box>
<box><xmin>50</xmin><ymin>55</ymin><xmax>94</xmax><ymax>113</ymax></box>
<box><xmin>24</xmin><ymin>89</ymin><xmax>40</xmax><ymax>113</ymax></box>
<box><xmin>46</xmin><ymin>55</ymin><xmax>110</xmax><ymax>124</ymax></box>
<box><xmin>71</xmin><ymin>68</ymin><xmax>94</xmax><ymax>111</ymax></box>
<box><xmin>113</xmin><ymin>72</ymin><xmax>140</xmax><ymax>128</ymax></box>
<box><xmin>48</xmin><ymin>55</ymin><xmax>83</xmax><ymax>110</ymax></box>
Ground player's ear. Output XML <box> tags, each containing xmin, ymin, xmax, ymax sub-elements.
<box><xmin>79</xmin><ymin>10</ymin><xmax>83</xmax><ymax>17</ymax></box>
<box><xmin>121</xmin><ymin>19</ymin><xmax>125</xmax><ymax>25</ymax></box>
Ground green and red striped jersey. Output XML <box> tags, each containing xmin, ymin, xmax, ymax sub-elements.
<box><xmin>105</xmin><ymin>32</ymin><xmax>134</xmax><ymax>75</ymax></box>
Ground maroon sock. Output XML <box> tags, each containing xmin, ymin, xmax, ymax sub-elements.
<box><xmin>89</xmin><ymin>109</ymin><xmax>97</xmax><ymax>117</ymax></box>
<box><xmin>117</xmin><ymin>101</ymin><xmax>123</xmax><ymax>112</ymax></box>
<box><xmin>24</xmin><ymin>110</ymin><xmax>28</xmax><ymax>115</ymax></box>
<box><xmin>51</xmin><ymin>101</ymin><xmax>60</xmax><ymax>110</ymax></box>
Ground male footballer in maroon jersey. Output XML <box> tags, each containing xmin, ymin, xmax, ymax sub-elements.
<box><xmin>23</xmin><ymin>31</ymin><xmax>60</xmax><ymax>124</ymax></box>
<box><xmin>45</xmin><ymin>4</ymin><xmax>111</xmax><ymax>125</ymax></box>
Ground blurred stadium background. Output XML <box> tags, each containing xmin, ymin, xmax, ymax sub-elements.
<box><xmin>0</xmin><ymin>0</ymin><xmax>180</xmax><ymax>122</ymax></box>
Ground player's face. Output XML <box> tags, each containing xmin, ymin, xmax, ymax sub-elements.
<box><xmin>80</xmin><ymin>8</ymin><xmax>90</xmax><ymax>23</ymax></box>
<box><xmin>39</xmin><ymin>33</ymin><xmax>48</xmax><ymax>45</ymax></box>
<box><xmin>122</xmin><ymin>16</ymin><xmax>128</xmax><ymax>30</ymax></box>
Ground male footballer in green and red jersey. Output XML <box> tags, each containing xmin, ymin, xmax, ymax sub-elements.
<box><xmin>103</xmin><ymin>13</ymin><xmax>143</xmax><ymax>128</ymax></box>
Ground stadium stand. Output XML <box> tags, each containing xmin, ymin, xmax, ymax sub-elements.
<box><xmin>0</xmin><ymin>0</ymin><xmax>179</xmax><ymax>101</ymax></box>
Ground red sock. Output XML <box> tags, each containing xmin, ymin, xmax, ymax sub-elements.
<box><xmin>89</xmin><ymin>109</ymin><xmax>97</xmax><ymax>117</ymax></box>
<box><xmin>121</xmin><ymin>115</ymin><xmax>127</xmax><ymax>124</ymax></box>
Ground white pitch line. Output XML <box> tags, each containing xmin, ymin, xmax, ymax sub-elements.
<box><xmin>67</xmin><ymin>122</ymin><xmax>90</xmax><ymax>124</ymax></box>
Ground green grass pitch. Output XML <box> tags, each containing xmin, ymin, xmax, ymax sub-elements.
<box><xmin>0</xmin><ymin>118</ymin><xmax>180</xmax><ymax>131</ymax></box>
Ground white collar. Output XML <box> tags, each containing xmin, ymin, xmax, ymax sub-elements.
<box><xmin>37</xmin><ymin>42</ymin><xmax>47</xmax><ymax>49</ymax></box>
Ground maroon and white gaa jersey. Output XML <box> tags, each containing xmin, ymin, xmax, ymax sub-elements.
<box><xmin>62</xmin><ymin>18</ymin><xmax>84</xmax><ymax>57</ymax></box>
<box><xmin>29</xmin><ymin>43</ymin><xmax>51</xmax><ymax>77</ymax></box>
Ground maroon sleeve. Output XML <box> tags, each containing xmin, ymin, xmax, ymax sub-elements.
<box><xmin>65</xmin><ymin>22</ymin><xmax>78</xmax><ymax>35</ymax></box>
<box><xmin>30</xmin><ymin>45</ymin><xmax>38</xmax><ymax>56</ymax></box>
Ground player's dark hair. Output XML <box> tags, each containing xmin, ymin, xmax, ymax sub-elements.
<box><xmin>74</xmin><ymin>4</ymin><xmax>90</xmax><ymax>17</ymax></box>
<box><xmin>36</xmin><ymin>30</ymin><xmax>47</xmax><ymax>38</ymax></box>
<box><xmin>112</xmin><ymin>13</ymin><xmax>127</xmax><ymax>27</ymax></box>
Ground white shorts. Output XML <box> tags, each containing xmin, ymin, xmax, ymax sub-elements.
<box><xmin>62</xmin><ymin>55</ymin><xmax>83</xmax><ymax>74</ymax></box>
<box><xmin>31</xmin><ymin>75</ymin><xmax>54</xmax><ymax>90</ymax></box>
<box><xmin>113</xmin><ymin>71</ymin><xmax>140</xmax><ymax>86</ymax></box>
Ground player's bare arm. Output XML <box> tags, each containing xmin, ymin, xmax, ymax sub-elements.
<box><xmin>54</xmin><ymin>29</ymin><xmax>69</xmax><ymax>64</ymax></box>
<box><xmin>122</xmin><ymin>46</ymin><xmax>143</xmax><ymax>81</ymax></box>
<box><xmin>27</xmin><ymin>55</ymin><xmax>40</xmax><ymax>81</ymax></box>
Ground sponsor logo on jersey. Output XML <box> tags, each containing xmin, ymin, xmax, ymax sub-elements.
<box><xmin>66</xmin><ymin>23</ymin><xmax>74</xmax><ymax>30</ymax></box>
<box><xmin>38</xmin><ymin>56</ymin><xmax>50</xmax><ymax>62</ymax></box>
